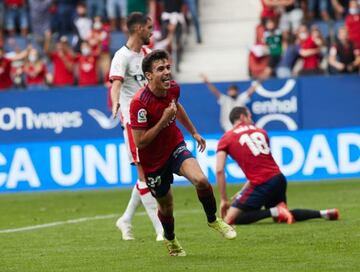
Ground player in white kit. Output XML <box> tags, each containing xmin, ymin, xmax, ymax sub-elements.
<box><xmin>109</xmin><ymin>12</ymin><xmax>163</xmax><ymax>241</ymax></box>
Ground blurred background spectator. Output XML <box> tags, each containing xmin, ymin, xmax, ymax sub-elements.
<box><xmin>5</xmin><ymin>0</ymin><xmax>29</xmax><ymax>36</ymax></box>
<box><xmin>0</xmin><ymin>0</ymin><xmax>358</xmax><ymax>92</ymax></box>
<box><xmin>328</xmin><ymin>26</ymin><xmax>360</xmax><ymax>73</ymax></box>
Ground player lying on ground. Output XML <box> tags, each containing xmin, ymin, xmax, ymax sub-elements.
<box><xmin>130</xmin><ymin>49</ymin><xmax>236</xmax><ymax>256</ymax></box>
<box><xmin>216</xmin><ymin>106</ymin><xmax>339</xmax><ymax>225</ymax></box>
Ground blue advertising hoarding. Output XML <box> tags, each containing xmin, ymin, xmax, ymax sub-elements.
<box><xmin>0</xmin><ymin>87</ymin><xmax>120</xmax><ymax>144</ymax></box>
<box><xmin>1</xmin><ymin>75</ymin><xmax>360</xmax><ymax>144</ymax></box>
<box><xmin>1</xmin><ymin>127</ymin><xmax>359</xmax><ymax>193</ymax></box>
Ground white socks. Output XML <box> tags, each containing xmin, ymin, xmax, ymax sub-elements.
<box><xmin>320</xmin><ymin>210</ymin><xmax>329</xmax><ymax>219</ymax></box>
<box><xmin>120</xmin><ymin>184</ymin><xmax>142</xmax><ymax>222</ymax></box>
<box><xmin>119</xmin><ymin>180</ymin><xmax>163</xmax><ymax>239</ymax></box>
<box><xmin>270</xmin><ymin>207</ymin><xmax>279</xmax><ymax>217</ymax></box>
<box><xmin>137</xmin><ymin>181</ymin><xmax>164</xmax><ymax>237</ymax></box>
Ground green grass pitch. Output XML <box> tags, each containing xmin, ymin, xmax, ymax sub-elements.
<box><xmin>1</xmin><ymin>179</ymin><xmax>360</xmax><ymax>272</ymax></box>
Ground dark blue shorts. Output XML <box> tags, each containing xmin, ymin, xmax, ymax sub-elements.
<box><xmin>145</xmin><ymin>141</ymin><xmax>194</xmax><ymax>198</ymax></box>
<box><xmin>231</xmin><ymin>174</ymin><xmax>287</xmax><ymax>211</ymax></box>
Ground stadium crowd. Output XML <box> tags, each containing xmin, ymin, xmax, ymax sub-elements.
<box><xmin>0</xmin><ymin>0</ymin><xmax>200</xmax><ymax>90</ymax></box>
<box><xmin>249</xmin><ymin>0</ymin><xmax>360</xmax><ymax>79</ymax></box>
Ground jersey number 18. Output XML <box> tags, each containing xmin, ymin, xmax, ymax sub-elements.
<box><xmin>239</xmin><ymin>132</ymin><xmax>270</xmax><ymax>156</ymax></box>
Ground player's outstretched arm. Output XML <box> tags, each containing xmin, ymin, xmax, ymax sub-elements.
<box><xmin>132</xmin><ymin>102</ymin><xmax>177</xmax><ymax>149</ymax></box>
<box><xmin>176</xmin><ymin>102</ymin><xmax>206</xmax><ymax>152</ymax></box>
<box><xmin>110</xmin><ymin>79</ymin><xmax>122</xmax><ymax>119</ymax></box>
<box><xmin>216</xmin><ymin>151</ymin><xmax>230</xmax><ymax>218</ymax></box>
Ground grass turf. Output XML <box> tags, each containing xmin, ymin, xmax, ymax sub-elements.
<box><xmin>1</xmin><ymin>179</ymin><xmax>360</xmax><ymax>272</ymax></box>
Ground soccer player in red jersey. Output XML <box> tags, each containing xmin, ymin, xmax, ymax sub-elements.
<box><xmin>216</xmin><ymin>107</ymin><xmax>339</xmax><ymax>225</ymax></box>
<box><xmin>130</xmin><ymin>50</ymin><xmax>236</xmax><ymax>257</ymax></box>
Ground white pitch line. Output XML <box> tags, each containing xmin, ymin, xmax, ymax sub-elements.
<box><xmin>0</xmin><ymin>214</ymin><xmax>118</xmax><ymax>234</ymax></box>
<box><xmin>0</xmin><ymin>209</ymin><xmax>201</xmax><ymax>234</ymax></box>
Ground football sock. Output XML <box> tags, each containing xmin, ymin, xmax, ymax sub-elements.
<box><xmin>157</xmin><ymin>210</ymin><xmax>175</xmax><ymax>241</ymax></box>
<box><xmin>290</xmin><ymin>209</ymin><xmax>321</xmax><ymax>221</ymax></box>
<box><xmin>196</xmin><ymin>185</ymin><xmax>217</xmax><ymax>223</ymax></box>
<box><xmin>120</xmin><ymin>184</ymin><xmax>141</xmax><ymax>222</ymax></box>
<box><xmin>138</xmin><ymin>182</ymin><xmax>163</xmax><ymax>236</ymax></box>
<box><xmin>235</xmin><ymin>210</ymin><xmax>271</xmax><ymax>224</ymax></box>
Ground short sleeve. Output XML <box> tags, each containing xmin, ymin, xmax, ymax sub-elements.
<box><xmin>217</xmin><ymin>94</ymin><xmax>227</xmax><ymax>106</ymax></box>
<box><xmin>109</xmin><ymin>50</ymin><xmax>127</xmax><ymax>82</ymax></box>
<box><xmin>329</xmin><ymin>46</ymin><xmax>337</xmax><ymax>57</ymax></box>
<box><xmin>130</xmin><ymin>99</ymin><xmax>149</xmax><ymax>129</ymax></box>
<box><xmin>237</xmin><ymin>92</ymin><xmax>250</xmax><ymax>105</ymax></box>
<box><xmin>217</xmin><ymin>135</ymin><xmax>229</xmax><ymax>153</ymax></box>
<box><xmin>173</xmin><ymin>81</ymin><xmax>180</xmax><ymax>101</ymax></box>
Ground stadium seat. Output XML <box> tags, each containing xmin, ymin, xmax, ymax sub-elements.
<box><xmin>4</xmin><ymin>36</ymin><xmax>29</xmax><ymax>52</ymax></box>
<box><xmin>109</xmin><ymin>31</ymin><xmax>127</xmax><ymax>55</ymax></box>
<box><xmin>311</xmin><ymin>20</ymin><xmax>331</xmax><ymax>39</ymax></box>
<box><xmin>334</xmin><ymin>20</ymin><xmax>345</xmax><ymax>36</ymax></box>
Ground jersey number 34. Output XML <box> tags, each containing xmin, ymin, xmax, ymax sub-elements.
<box><xmin>239</xmin><ymin>132</ymin><xmax>270</xmax><ymax>156</ymax></box>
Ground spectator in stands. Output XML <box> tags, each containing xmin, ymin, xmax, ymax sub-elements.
<box><xmin>161</xmin><ymin>0</ymin><xmax>186</xmax><ymax>70</ymax></box>
<box><xmin>4</xmin><ymin>0</ymin><xmax>29</xmax><ymax>36</ymax></box>
<box><xmin>307</xmin><ymin>0</ymin><xmax>331</xmax><ymax>21</ymax></box>
<box><xmin>331</xmin><ymin>0</ymin><xmax>350</xmax><ymax>20</ymax></box>
<box><xmin>345</xmin><ymin>0</ymin><xmax>360</xmax><ymax>49</ymax></box>
<box><xmin>310</xmin><ymin>25</ymin><xmax>327</xmax><ymax>55</ymax></box>
<box><xmin>76</xmin><ymin>41</ymin><xmax>99</xmax><ymax>86</ymax></box>
<box><xmin>53</xmin><ymin>0</ymin><xmax>78</xmax><ymax>36</ymax></box>
<box><xmin>74</xmin><ymin>2</ymin><xmax>93</xmax><ymax>50</ymax></box>
<box><xmin>185</xmin><ymin>0</ymin><xmax>202</xmax><ymax>43</ymax></box>
<box><xmin>0</xmin><ymin>47</ymin><xmax>13</xmax><ymax>90</ymax></box>
<box><xmin>278</xmin><ymin>0</ymin><xmax>304</xmax><ymax>42</ymax></box>
<box><xmin>328</xmin><ymin>26</ymin><xmax>360</xmax><ymax>73</ymax></box>
<box><xmin>23</xmin><ymin>47</ymin><xmax>49</xmax><ymax>90</ymax></box>
<box><xmin>86</xmin><ymin>0</ymin><xmax>105</xmax><ymax>19</ymax></box>
<box><xmin>0</xmin><ymin>1</ymin><xmax>5</xmax><ymax>33</ymax></box>
<box><xmin>298</xmin><ymin>24</ymin><xmax>323</xmax><ymax>75</ymax></box>
<box><xmin>44</xmin><ymin>33</ymin><xmax>76</xmax><ymax>86</ymax></box>
<box><xmin>260</xmin><ymin>0</ymin><xmax>280</xmax><ymax>24</ymax></box>
<box><xmin>28</xmin><ymin>0</ymin><xmax>53</xmax><ymax>42</ymax></box>
<box><xmin>262</xmin><ymin>18</ymin><xmax>283</xmax><ymax>78</ymax></box>
<box><xmin>200</xmin><ymin>73</ymin><xmax>258</xmax><ymax>132</ymax></box>
<box><xmin>128</xmin><ymin>0</ymin><xmax>156</xmax><ymax>18</ymax></box>
<box><xmin>276</xmin><ymin>40</ymin><xmax>300</xmax><ymax>78</ymax></box>
<box><xmin>106</xmin><ymin>0</ymin><xmax>128</xmax><ymax>31</ymax></box>
<box><xmin>88</xmin><ymin>17</ymin><xmax>111</xmax><ymax>82</ymax></box>
<box><xmin>0</xmin><ymin>45</ymin><xmax>29</xmax><ymax>90</ymax></box>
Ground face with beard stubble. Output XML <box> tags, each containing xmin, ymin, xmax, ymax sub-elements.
<box><xmin>227</xmin><ymin>87</ymin><xmax>238</xmax><ymax>100</ymax></box>
<box><xmin>140</xmin><ymin>19</ymin><xmax>153</xmax><ymax>45</ymax></box>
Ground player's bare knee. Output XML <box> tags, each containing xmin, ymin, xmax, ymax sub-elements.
<box><xmin>194</xmin><ymin>175</ymin><xmax>209</xmax><ymax>190</ymax></box>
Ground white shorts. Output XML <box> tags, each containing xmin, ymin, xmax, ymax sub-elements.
<box><xmin>121</xmin><ymin>107</ymin><xmax>139</xmax><ymax>164</ymax></box>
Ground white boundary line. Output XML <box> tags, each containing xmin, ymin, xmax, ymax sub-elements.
<box><xmin>0</xmin><ymin>209</ymin><xmax>201</xmax><ymax>234</ymax></box>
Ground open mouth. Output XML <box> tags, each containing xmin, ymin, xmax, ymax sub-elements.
<box><xmin>162</xmin><ymin>77</ymin><xmax>171</xmax><ymax>85</ymax></box>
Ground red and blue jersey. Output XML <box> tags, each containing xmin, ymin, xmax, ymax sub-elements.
<box><xmin>130</xmin><ymin>81</ymin><xmax>184</xmax><ymax>173</ymax></box>
<box><xmin>217</xmin><ymin>123</ymin><xmax>281</xmax><ymax>186</ymax></box>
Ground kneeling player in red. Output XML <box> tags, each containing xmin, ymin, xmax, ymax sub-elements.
<box><xmin>130</xmin><ymin>50</ymin><xmax>236</xmax><ymax>256</ymax></box>
<box><xmin>216</xmin><ymin>107</ymin><xmax>339</xmax><ymax>225</ymax></box>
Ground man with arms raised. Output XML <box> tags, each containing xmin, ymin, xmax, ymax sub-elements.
<box><xmin>130</xmin><ymin>50</ymin><xmax>236</xmax><ymax>257</ymax></box>
<box><xmin>110</xmin><ymin>12</ymin><xmax>163</xmax><ymax>241</ymax></box>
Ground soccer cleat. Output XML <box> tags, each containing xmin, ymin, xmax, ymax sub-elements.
<box><xmin>116</xmin><ymin>217</ymin><xmax>134</xmax><ymax>240</ymax></box>
<box><xmin>156</xmin><ymin>233</ymin><xmax>164</xmax><ymax>241</ymax></box>
<box><xmin>325</xmin><ymin>208</ymin><xmax>339</xmax><ymax>220</ymax></box>
<box><xmin>276</xmin><ymin>202</ymin><xmax>295</xmax><ymax>224</ymax></box>
<box><xmin>208</xmin><ymin>217</ymin><xmax>237</xmax><ymax>240</ymax></box>
<box><xmin>164</xmin><ymin>237</ymin><xmax>186</xmax><ymax>256</ymax></box>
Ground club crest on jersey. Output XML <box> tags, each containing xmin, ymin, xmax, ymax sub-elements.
<box><xmin>137</xmin><ymin>108</ymin><xmax>147</xmax><ymax>123</ymax></box>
